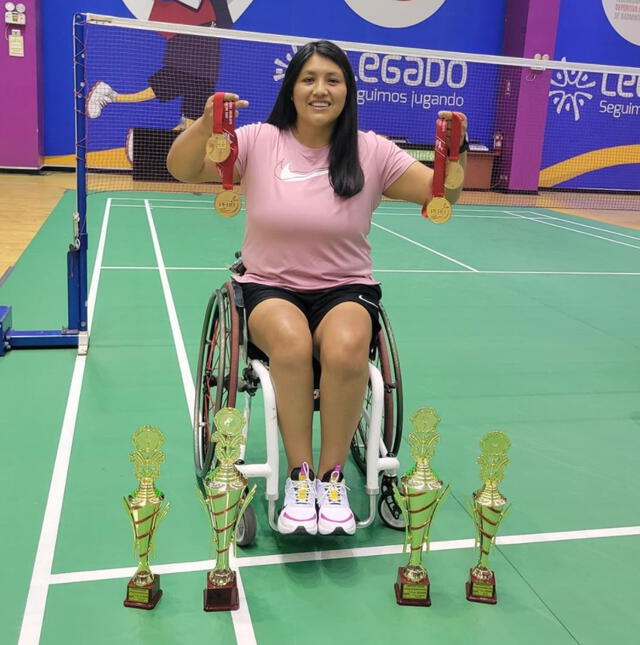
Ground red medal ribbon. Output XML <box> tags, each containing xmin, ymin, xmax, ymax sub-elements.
<box><xmin>213</xmin><ymin>92</ymin><xmax>225</xmax><ymax>137</ymax></box>
<box><xmin>217</xmin><ymin>98</ymin><xmax>238</xmax><ymax>190</ymax></box>
<box><xmin>422</xmin><ymin>118</ymin><xmax>447</xmax><ymax>218</ymax></box>
<box><xmin>449</xmin><ymin>112</ymin><xmax>463</xmax><ymax>161</ymax></box>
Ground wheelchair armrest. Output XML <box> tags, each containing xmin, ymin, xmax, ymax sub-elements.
<box><xmin>229</xmin><ymin>254</ymin><xmax>246</xmax><ymax>275</ymax></box>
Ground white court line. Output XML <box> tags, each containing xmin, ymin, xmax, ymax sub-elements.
<box><xmin>506</xmin><ymin>211</ymin><xmax>640</xmax><ymax>250</ymax></box>
<box><xmin>376</xmin><ymin>211</ymin><xmax>531</xmax><ymax>219</ymax></box>
<box><xmin>452</xmin><ymin>214</ymin><xmax>548</xmax><ymax>219</ymax></box>
<box><xmin>376</xmin><ymin>208</ymin><xmax>518</xmax><ymax>216</ymax></box>
<box><xmin>144</xmin><ymin>201</ymin><xmax>195</xmax><ymax>418</ymax></box>
<box><xmin>48</xmin><ymin>524</ymin><xmax>640</xmax><ymax>586</ymax></box>
<box><xmin>163</xmin><ymin>266</ymin><xmax>230</xmax><ymax>271</ymax></box>
<box><xmin>523</xmin><ymin>211</ymin><xmax>640</xmax><ymax>242</ymax></box>
<box><xmin>111</xmin><ymin>204</ymin><xmax>214</xmax><ymax>210</ymax></box>
<box><xmin>101</xmin><ymin>266</ymin><xmax>640</xmax><ymax>276</ymax></box>
<box><xmin>110</xmin><ymin>197</ymin><xmax>211</xmax><ymax>203</ymax></box>
<box><xmin>148</xmin><ymin>205</ymin><xmax>215</xmax><ymax>210</ymax></box>
<box><xmin>374</xmin><ymin>269</ymin><xmax>640</xmax><ymax>275</ymax></box>
<box><xmin>144</xmin><ymin>201</ymin><xmax>256</xmax><ymax>645</ymax></box>
<box><xmin>102</xmin><ymin>266</ymin><xmax>230</xmax><ymax>271</ymax></box>
<box><xmin>376</xmin><ymin>203</ymin><xmax>549</xmax><ymax>216</ymax></box>
<box><xmin>372</xmin><ymin>222</ymin><xmax>478</xmax><ymax>271</ymax></box>
<box><xmin>102</xmin><ymin>266</ymin><xmax>159</xmax><ymax>270</ymax></box>
<box><xmin>18</xmin><ymin>199</ymin><xmax>113</xmax><ymax>645</ymax></box>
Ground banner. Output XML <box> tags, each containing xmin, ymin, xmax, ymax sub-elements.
<box><xmin>542</xmin><ymin>0</ymin><xmax>640</xmax><ymax>190</ymax></box>
<box><xmin>43</xmin><ymin>0</ymin><xmax>506</xmax><ymax>160</ymax></box>
<box><xmin>85</xmin><ymin>31</ymin><xmax>499</xmax><ymax>156</ymax></box>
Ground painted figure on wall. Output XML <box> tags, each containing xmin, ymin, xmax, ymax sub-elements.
<box><xmin>87</xmin><ymin>1</ymin><xmax>252</xmax><ymax>131</ymax></box>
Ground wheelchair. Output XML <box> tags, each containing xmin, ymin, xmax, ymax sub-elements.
<box><xmin>193</xmin><ymin>262</ymin><xmax>406</xmax><ymax>546</ymax></box>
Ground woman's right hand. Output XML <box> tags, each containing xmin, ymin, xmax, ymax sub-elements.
<box><xmin>168</xmin><ymin>93</ymin><xmax>249</xmax><ymax>183</ymax></box>
<box><xmin>199</xmin><ymin>92</ymin><xmax>250</xmax><ymax>133</ymax></box>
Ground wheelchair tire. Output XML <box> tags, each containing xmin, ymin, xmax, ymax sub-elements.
<box><xmin>194</xmin><ymin>283</ymin><xmax>240</xmax><ymax>486</ymax></box>
<box><xmin>377</xmin><ymin>474</ymin><xmax>406</xmax><ymax>531</ymax></box>
<box><xmin>235</xmin><ymin>503</ymin><xmax>257</xmax><ymax>547</ymax></box>
<box><xmin>350</xmin><ymin>303</ymin><xmax>403</xmax><ymax>474</ymax></box>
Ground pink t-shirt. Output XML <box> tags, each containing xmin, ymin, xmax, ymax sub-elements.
<box><xmin>232</xmin><ymin>123</ymin><xmax>416</xmax><ymax>290</ymax></box>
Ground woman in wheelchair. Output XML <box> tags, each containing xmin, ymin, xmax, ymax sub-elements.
<box><xmin>167</xmin><ymin>40</ymin><xmax>467</xmax><ymax>536</ymax></box>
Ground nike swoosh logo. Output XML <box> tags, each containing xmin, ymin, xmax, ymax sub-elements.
<box><xmin>276</xmin><ymin>162</ymin><xmax>329</xmax><ymax>182</ymax></box>
<box><xmin>358</xmin><ymin>295</ymin><xmax>379</xmax><ymax>309</ymax></box>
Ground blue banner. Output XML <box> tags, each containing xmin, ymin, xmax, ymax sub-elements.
<box><xmin>84</xmin><ymin>28</ymin><xmax>500</xmax><ymax>155</ymax></box>
<box><xmin>43</xmin><ymin>0</ymin><xmax>506</xmax><ymax>158</ymax></box>
<box><xmin>543</xmin><ymin>0</ymin><xmax>640</xmax><ymax>190</ymax></box>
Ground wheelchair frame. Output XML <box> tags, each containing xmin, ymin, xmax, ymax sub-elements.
<box><xmin>193</xmin><ymin>279</ymin><xmax>406</xmax><ymax>543</ymax></box>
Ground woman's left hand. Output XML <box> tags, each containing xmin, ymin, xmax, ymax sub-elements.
<box><xmin>437</xmin><ymin>110</ymin><xmax>468</xmax><ymax>151</ymax></box>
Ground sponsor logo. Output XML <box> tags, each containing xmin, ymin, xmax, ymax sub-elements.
<box><xmin>550</xmin><ymin>58</ymin><xmax>640</xmax><ymax>120</ymax></box>
<box><xmin>358</xmin><ymin>294</ymin><xmax>379</xmax><ymax>309</ymax></box>
<box><xmin>343</xmin><ymin>0</ymin><xmax>446</xmax><ymax>28</ymax></box>
<box><xmin>602</xmin><ymin>0</ymin><xmax>640</xmax><ymax>46</ymax></box>
<box><xmin>273</xmin><ymin>46</ymin><xmax>299</xmax><ymax>81</ymax></box>
<box><xmin>276</xmin><ymin>162</ymin><xmax>329</xmax><ymax>182</ymax></box>
<box><xmin>549</xmin><ymin>60</ymin><xmax>596</xmax><ymax>121</ymax></box>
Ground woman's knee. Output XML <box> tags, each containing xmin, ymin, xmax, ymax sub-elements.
<box><xmin>251</xmin><ymin>319</ymin><xmax>312</xmax><ymax>364</ymax></box>
<box><xmin>248</xmin><ymin>300</ymin><xmax>313</xmax><ymax>364</ymax></box>
<box><xmin>319</xmin><ymin>330</ymin><xmax>370</xmax><ymax>374</ymax></box>
<box><xmin>268</xmin><ymin>328</ymin><xmax>313</xmax><ymax>364</ymax></box>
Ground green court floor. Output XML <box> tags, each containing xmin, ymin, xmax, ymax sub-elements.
<box><xmin>2</xmin><ymin>191</ymin><xmax>639</xmax><ymax>644</ymax></box>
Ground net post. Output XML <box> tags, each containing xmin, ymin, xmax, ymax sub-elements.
<box><xmin>70</xmin><ymin>12</ymin><xmax>89</xmax><ymax>337</ymax></box>
<box><xmin>0</xmin><ymin>15</ymin><xmax>87</xmax><ymax>357</ymax></box>
<box><xmin>0</xmin><ymin>306</ymin><xmax>11</xmax><ymax>357</ymax></box>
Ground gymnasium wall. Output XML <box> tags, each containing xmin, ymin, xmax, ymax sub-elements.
<box><xmin>42</xmin><ymin>0</ymin><xmax>507</xmax><ymax>161</ymax></box>
<box><xmin>32</xmin><ymin>0</ymin><xmax>640</xmax><ymax>192</ymax></box>
<box><xmin>541</xmin><ymin>0</ymin><xmax>640</xmax><ymax>190</ymax></box>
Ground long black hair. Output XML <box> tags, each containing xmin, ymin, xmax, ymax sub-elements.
<box><xmin>266</xmin><ymin>40</ymin><xmax>364</xmax><ymax>198</ymax></box>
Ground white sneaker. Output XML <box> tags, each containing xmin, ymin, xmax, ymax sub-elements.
<box><xmin>87</xmin><ymin>81</ymin><xmax>118</xmax><ymax>118</ymax></box>
<box><xmin>316</xmin><ymin>466</ymin><xmax>356</xmax><ymax>536</ymax></box>
<box><xmin>277</xmin><ymin>462</ymin><xmax>317</xmax><ymax>535</ymax></box>
<box><xmin>125</xmin><ymin>128</ymin><xmax>134</xmax><ymax>165</ymax></box>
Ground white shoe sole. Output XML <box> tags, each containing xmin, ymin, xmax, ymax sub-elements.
<box><xmin>86</xmin><ymin>82</ymin><xmax>114</xmax><ymax>119</ymax></box>
<box><xmin>277</xmin><ymin>515</ymin><xmax>317</xmax><ymax>536</ymax></box>
<box><xmin>317</xmin><ymin>517</ymin><xmax>356</xmax><ymax>536</ymax></box>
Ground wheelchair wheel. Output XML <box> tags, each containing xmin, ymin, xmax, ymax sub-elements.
<box><xmin>235</xmin><ymin>503</ymin><xmax>257</xmax><ymax>547</ymax></box>
<box><xmin>377</xmin><ymin>473</ymin><xmax>405</xmax><ymax>531</ymax></box>
<box><xmin>194</xmin><ymin>282</ymin><xmax>241</xmax><ymax>486</ymax></box>
<box><xmin>350</xmin><ymin>303</ymin><xmax>403</xmax><ymax>474</ymax></box>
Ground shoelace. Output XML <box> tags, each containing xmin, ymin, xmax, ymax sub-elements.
<box><xmin>290</xmin><ymin>479</ymin><xmax>313</xmax><ymax>505</ymax></box>
<box><xmin>318</xmin><ymin>481</ymin><xmax>349</xmax><ymax>506</ymax></box>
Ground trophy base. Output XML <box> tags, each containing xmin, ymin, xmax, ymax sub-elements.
<box><xmin>466</xmin><ymin>568</ymin><xmax>497</xmax><ymax>604</ymax></box>
<box><xmin>204</xmin><ymin>571</ymin><xmax>239</xmax><ymax>612</ymax></box>
<box><xmin>124</xmin><ymin>575</ymin><xmax>162</xmax><ymax>610</ymax></box>
<box><xmin>394</xmin><ymin>567</ymin><xmax>431</xmax><ymax>606</ymax></box>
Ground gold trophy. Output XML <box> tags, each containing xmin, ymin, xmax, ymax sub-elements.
<box><xmin>466</xmin><ymin>431</ymin><xmax>512</xmax><ymax>604</ymax></box>
<box><xmin>123</xmin><ymin>425</ymin><xmax>170</xmax><ymax>609</ymax></box>
<box><xmin>393</xmin><ymin>408</ymin><xmax>450</xmax><ymax>606</ymax></box>
<box><xmin>200</xmin><ymin>407</ymin><xmax>256</xmax><ymax>611</ymax></box>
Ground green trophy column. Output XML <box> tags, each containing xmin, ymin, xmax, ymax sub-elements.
<box><xmin>394</xmin><ymin>408</ymin><xmax>449</xmax><ymax>606</ymax></box>
<box><xmin>466</xmin><ymin>431</ymin><xmax>511</xmax><ymax>604</ymax></box>
<box><xmin>123</xmin><ymin>425</ymin><xmax>170</xmax><ymax>609</ymax></box>
<box><xmin>201</xmin><ymin>407</ymin><xmax>256</xmax><ymax>612</ymax></box>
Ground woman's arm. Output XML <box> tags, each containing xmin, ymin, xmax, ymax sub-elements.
<box><xmin>166</xmin><ymin>93</ymin><xmax>249</xmax><ymax>184</ymax></box>
<box><xmin>383</xmin><ymin>111</ymin><xmax>468</xmax><ymax>206</ymax></box>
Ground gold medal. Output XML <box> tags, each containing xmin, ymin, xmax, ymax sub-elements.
<box><xmin>444</xmin><ymin>160</ymin><xmax>465</xmax><ymax>190</ymax></box>
<box><xmin>206</xmin><ymin>133</ymin><xmax>231</xmax><ymax>163</ymax></box>
<box><xmin>215</xmin><ymin>190</ymin><xmax>241</xmax><ymax>217</ymax></box>
<box><xmin>426</xmin><ymin>196</ymin><xmax>452</xmax><ymax>224</ymax></box>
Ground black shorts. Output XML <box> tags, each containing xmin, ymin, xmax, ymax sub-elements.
<box><xmin>148</xmin><ymin>34</ymin><xmax>221</xmax><ymax>119</ymax></box>
<box><xmin>232</xmin><ymin>281</ymin><xmax>382</xmax><ymax>343</ymax></box>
